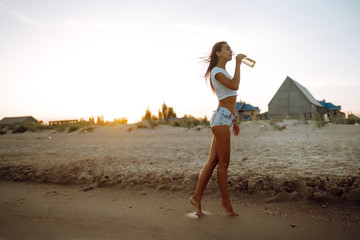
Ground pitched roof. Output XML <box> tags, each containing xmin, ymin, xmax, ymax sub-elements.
<box><xmin>318</xmin><ymin>101</ymin><xmax>341</xmax><ymax>109</ymax></box>
<box><xmin>0</xmin><ymin>116</ymin><xmax>38</xmax><ymax>125</ymax></box>
<box><xmin>349</xmin><ymin>114</ymin><xmax>360</xmax><ymax>119</ymax></box>
<box><xmin>288</xmin><ymin>76</ymin><xmax>322</xmax><ymax>107</ymax></box>
<box><xmin>236</xmin><ymin>102</ymin><xmax>245</xmax><ymax>110</ymax></box>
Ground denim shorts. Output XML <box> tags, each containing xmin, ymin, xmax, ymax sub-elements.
<box><xmin>210</xmin><ymin>107</ymin><xmax>235</xmax><ymax>128</ymax></box>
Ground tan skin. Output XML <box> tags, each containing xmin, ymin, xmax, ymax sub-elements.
<box><xmin>190</xmin><ymin>43</ymin><xmax>246</xmax><ymax>217</ymax></box>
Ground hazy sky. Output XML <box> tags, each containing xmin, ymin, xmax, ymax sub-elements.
<box><xmin>1</xmin><ymin>0</ymin><xmax>359</xmax><ymax>123</ymax></box>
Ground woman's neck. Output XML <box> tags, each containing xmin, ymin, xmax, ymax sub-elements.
<box><xmin>216</xmin><ymin>58</ymin><xmax>227</xmax><ymax>69</ymax></box>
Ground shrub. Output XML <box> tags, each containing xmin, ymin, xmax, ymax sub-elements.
<box><xmin>35</xmin><ymin>125</ymin><xmax>53</xmax><ymax>131</ymax></box>
<box><xmin>86</xmin><ymin>127</ymin><xmax>94</xmax><ymax>133</ymax></box>
<box><xmin>313</xmin><ymin>113</ymin><xmax>324</xmax><ymax>128</ymax></box>
<box><xmin>89</xmin><ymin>117</ymin><xmax>95</xmax><ymax>124</ymax></box>
<box><xmin>26</xmin><ymin>124</ymin><xmax>38</xmax><ymax>132</ymax></box>
<box><xmin>12</xmin><ymin>126</ymin><xmax>27</xmax><ymax>133</ymax></box>
<box><xmin>56</xmin><ymin>126</ymin><xmax>66</xmax><ymax>133</ymax></box>
<box><xmin>159</xmin><ymin>116</ymin><xmax>209</xmax><ymax>129</ymax></box>
<box><xmin>142</xmin><ymin>108</ymin><xmax>152</xmax><ymax>121</ymax></box>
<box><xmin>67</xmin><ymin>126</ymin><xmax>79</xmax><ymax>133</ymax></box>
<box><xmin>114</xmin><ymin>117</ymin><xmax>128</xmax><ymax>124</ymax></box>
<box><xmin>97</xmin><ymin>116</ymin><xmax>104</xmax><ymax>125</ymax></box>
<box><xmin>269</xmin><ymin>118</ymin><xmax>283</xmax><ymax>125</ymax></box>
<box><xmin>159</xmin><ymin>102</ymin><xmax>177</xmax><ymax>120</ymax></box>
<box><xmin>273</xmin><ymin>124</ymin><xmax>286</xmax><ymax>131</ymax></box>
<box><xmin>137</xmin><ymin>123</ymin><xmax>147</xmax><ymax>129</ymax></box>
<box><xmin>0</xmin><ymin>130</ymin><xmax>6</xmax><ymax>135</ymax></box>
<box><xmin>147</xmin><ymin>120</ymin><xmax>157</xmax><ymax>129</ymax></box>
<box><xmin>282</xmin><ymin>113</ymin><xmax>291</xmax><ymax>119</ymax></box>
<box><xmin>80</xmin><ymin>127</ymin><xmax>94</xmax><ymax>134</ymax></box>
<box><xmin>171</xmin><ymin>121</ymin><xmax>180</xmax><ymax>127</ymax></box>
<box><xmin>293</xmin><ymin>118</ymin><xmax>308</xmax><ymax>126</ymax></box>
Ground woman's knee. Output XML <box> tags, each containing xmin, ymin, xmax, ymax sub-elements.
<box><xmin>218</xmin><ymin>151</ymin><xmax>230</xmax><ymax>164</ymax></box>
<box><xmin>206</xmin><ymin>157</ymin><xmax>218</xmax><ymax>169</ymax></box>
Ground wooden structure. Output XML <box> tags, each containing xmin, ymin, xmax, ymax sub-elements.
<box><xmin>48</xmin><ymin>119</ymin><xmax>79</xmax><ymax>125</ymax></box>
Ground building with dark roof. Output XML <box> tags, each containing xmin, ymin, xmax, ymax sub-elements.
<box><xmin>236</xmin><ymin>102</ymin><xmax>260</xmax><ymax>120</ymax></box>
<box><xmin>318</xmin><ymin>100</ymin><xmax>341</xmax><ymax>110</ymax></box>
<box><xmin>0</xmin><ymin>116</ymin><xmax>39</xmax><ymax>125</ymax></box>
<box><xmin>318</xmin><ymin>100</ymin><xmax>345</xmax><ymax>118</ymax></box>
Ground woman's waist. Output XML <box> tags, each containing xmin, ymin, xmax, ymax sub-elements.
<box><xmin>218</xmin><ymin>96</ymin><xmax>237</xmax><ymax>116</ymax></box>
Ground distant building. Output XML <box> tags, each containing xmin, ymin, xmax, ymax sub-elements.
<box><xmin>236</xmin><ymin>102</ymin><xmax>260</xmax><ymax>120</ymax></box>
<box><xmin>348</xmin><ymin>113</ymin><xmax>360</xmax><ymax>124</ymax></box>
<box><xmin>0</xmin><ymin>116</ymin><xmax>39</xmax><ymax>125</ymax></box>
<box><xmin>318</xmin><ymin>100</ymin><xmax>345</xmax><ymax>118</ymax></box>
<box><xmin>348</xmin><ymin>113</ymin><xmax>360</xmax><ymax>120</ymax></box>
<box><xmin>268</xmin><ymin>76</ymin><xmax>325</xmax><ymax>119</ymax></box>
<box><xmin>267</xmin><ymin>76</ymin><xmax>345</xmax><ymax>120</ymax></box>
<box><xmin>48</xmin><ymin>119</ymin><xmax>78</xmax><ymax>125</ymax></box>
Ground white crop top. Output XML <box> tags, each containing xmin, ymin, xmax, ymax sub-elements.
<box><xmin>210</xmin><ymin>67</ymin><xmax>238</xmax><ymax>100</ymax></box>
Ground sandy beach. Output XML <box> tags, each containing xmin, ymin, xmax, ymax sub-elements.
<box><xmin>0</xmin><ymin>181</ymin><xmax>359</xmax><ymax>240</ymax></box>
<box><xmin>1</xmin><ymin>120</ymin><xmax>360</xmax><ymax>239</ymax></box>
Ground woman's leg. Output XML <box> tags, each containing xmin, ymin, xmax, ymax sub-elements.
<box><xmin>211</xmin><ymin>125</ymin><xmax>238</xmax><ymax>216</ymax></box>
<box><xmin>190</xmin><ymin>136</ymin><xmax>219</xmax><ymax>217</ymax></box>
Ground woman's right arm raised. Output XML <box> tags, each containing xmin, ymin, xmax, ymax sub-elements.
<box><xmin>214</xmin><ymin>54</ymin><xmax>246</xmax><ymax>90</ymax></box>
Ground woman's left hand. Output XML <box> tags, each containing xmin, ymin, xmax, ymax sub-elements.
<box><xmin>233</xmin><ymin>119</ymin><xmax>240</xmax><ymax>136</ymax></box>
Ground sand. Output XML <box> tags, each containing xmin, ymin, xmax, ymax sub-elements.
<box><xmin>1</xmin><ymin>120</ymin><xmax>359</xmax><ymax>202</ymax></box>
<box><xmin>0</xmin><ymin>120</ymin><xmax>360</xmax><ymax>239</ymax></box>
<box><xmin>1</xmin><ymin>181</ymin><xmax>359</xmax><ymax>240</ymax></box>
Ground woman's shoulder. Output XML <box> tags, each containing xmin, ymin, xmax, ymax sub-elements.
<box><xmin>211</xmin><ymin>67</ymin><xmax>231</xmax><ymax>80</ymax></box>
<box><xmin>211</xmin><ymin>67</ymin><xmax>226</xmax><ymax>74</ymax></box>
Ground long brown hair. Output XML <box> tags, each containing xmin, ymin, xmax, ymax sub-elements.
<box><xmin>204</xmin><ymin>41</ymin><xmax>227</xmax><ymax>92</ymax></box>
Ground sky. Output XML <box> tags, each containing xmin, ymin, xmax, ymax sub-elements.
<box><xmin>0</xmin><ymin>0</ymin><xmax>359</xmax><ymax>123</ymax></box>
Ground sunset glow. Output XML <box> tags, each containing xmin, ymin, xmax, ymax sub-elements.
<box><xmin>1</xmin><ymin>0</ymin><xmax>359</xmax><ymax>123</ymax></box>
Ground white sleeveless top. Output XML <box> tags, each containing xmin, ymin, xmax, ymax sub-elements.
<box><xmin>210</xmin><ymin>67</ymin><xmax>238</xmax><ymax>100</ymax></box>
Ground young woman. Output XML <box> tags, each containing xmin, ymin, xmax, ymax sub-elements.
<box><xmin>190</xmin><ymin>41</ymin><xmax>246</xmax><ymax>217</ymax></box>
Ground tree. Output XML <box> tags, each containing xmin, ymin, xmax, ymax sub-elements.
<box><xmin>158</xmin><ymin>109</ymin><xmax>163</xmax><ymax>120</ymax></box>
<box><xmin>168</xmin><ymin>107</ymin><xmax>176</xmax><ymax>119</ymax></box>
<box><xmin>114</xmin><ymin>117</ymin><xmax>128</xmax><ymax>124</ymax></box>
<box><xmin>97</xmin><ymin>115</ymin><xmax>104</xmax><ymax>125</ymax></box>
<box><xmin>142</xmin><ymin>107</ymin><xmax>152</xmax><ymax>121</ymax></box>
<box><xmin>162</xmin><ymin>102</ymin><xmax>169</xmax><ymax>120</ymax></box>
<box><xmin>88</xmin><ymin>116</ymin><xmax>95</xmax><ymax>124</ymax></box>
<box><xmin>159</xmin><ymin>102</ymin><xmax>176</xmax><ymax>120</ymax></box>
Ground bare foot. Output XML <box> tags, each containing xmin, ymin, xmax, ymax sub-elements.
<box><xmin>189</xmin><ymin>196</ymin><xmax>204</xmax><ymax>217</ymax></box>
<box><xmin>221</xmin><ymin>199</ymin><xmax>238</xmax><ymax>216</ymax></box>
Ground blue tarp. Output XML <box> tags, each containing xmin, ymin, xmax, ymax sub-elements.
<box><xmin>318</xmin><ymin>101</ymin><xmax>341</xmax><ymax>109</ymax></box>
<box><xmin>236</xmin><ymin>102</ymin><xmax>259</xmax><ymax>111</ymax></box>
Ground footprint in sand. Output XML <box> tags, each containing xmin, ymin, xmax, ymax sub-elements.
<box><xmin>185</xmin><ymin>211</ymin><xmax>212</xmax><ymax>218</ymax></box>
<box><xmin>44</xmin><ymin>191</ymin><xmax>61</xmax><ymax>197</ymax></box>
